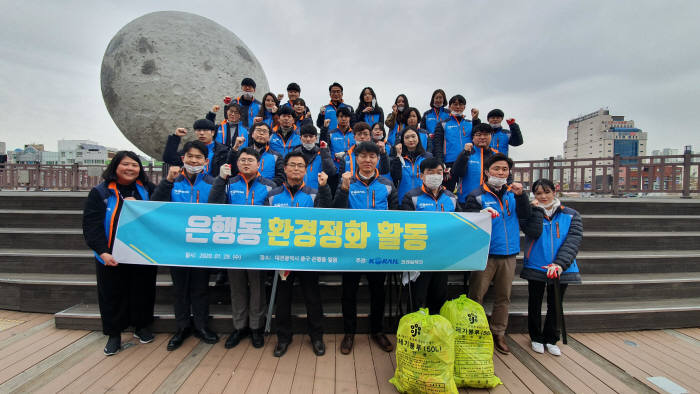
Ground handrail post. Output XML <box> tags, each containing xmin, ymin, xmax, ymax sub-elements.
<box><xmin>682</xmin><ymin>151</ymin><xmax>691</xmax><ymax>198</ymax></box>
<box><xmin>72</xmin><ymin>163</ymin><xmax>79</xmax><ymax>192</ymax></box>
<box><xmin>612</xmin><ymin>154</ymin><xmax>621</xmax><ymax>197</ymax></box>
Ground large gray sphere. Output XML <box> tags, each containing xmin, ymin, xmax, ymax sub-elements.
<box><xmin>101</xmin><ymin>11</ymin><xmax>269</xmax><ymax>159</ymax></box>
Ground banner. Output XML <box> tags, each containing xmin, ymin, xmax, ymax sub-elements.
<box><xmin>112</xmin><ymin>200</ymin><xmax>491</xmax><ymax>272</ymax></box>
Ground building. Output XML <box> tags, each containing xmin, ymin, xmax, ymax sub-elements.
<box><xmin>58</xmin><ymin>140</ymin><xmax>108</xmax><ymax>165</ymax></box>
<box><xmin>564</xmin><ymin>108</ymin><xmax>647</xmax><ymax>159</ymax></box>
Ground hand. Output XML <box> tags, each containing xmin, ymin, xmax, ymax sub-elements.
<box><xmin>444</xmin><ymin>167</ymin><xmax>451</xmax><ymax>180</ymax></box>
<box><xmin>277</xmin><ymin>93</ymin><xmax>284</xmax><ymax>101</ymax></box>
<box><xmin>542</xmin><ymin>264</ymin><xmax>563</xmax><ymax>279</ymax></box>
<box><xmin>506</xmin><ymin>118</ymin><xmax>516</xmax><ymax>126</ymax></box>
<box><xmin>223</xmin><ymin>96</ymin><xmax>232</xmax><ymax>105</ymax></box>
<box><xmin>253</xmin><ymin>116</ymin><xmax>263</xmax><ymax>123</ymax></box>
<box><xmin>318</xmin><ymin>171</ymin><xmax>328</xmax><ymax>187</ymax></box>
<box><xmin>175</xmin><ymin>127</ymin><xmax>187</xmax><ymax>137</ymax></box>
<box><xmin>124</xmin><ymin>197</ymin><xmax>136</xmax><ymax>201</ymax></box>
<box><xmin>511</xmin><ymin>182</ymin><xmax>524</xmax><ymax>195</ymax></box>
<box><xmin>376</xmin><ymin>141</ymin><xmax>386</xmax><ymax>153</ymax></box>
<box><xmin>340</xmin><ymin>171</ymin><xmax>353</xmax><ymax>190</ymax></box>
<box><xmin>394</xmin><ymin>144</ymin><xmax>402</xmax><ymax>157</ymax></box>
<box><xmin>233</xmin><ymin>136</ymin><xmax>246</xmax><ymax>151</ymax></box>
<box><xmin>270</xmin><ymin>105</ymin><xmax>278</xmax><ymax>113</ymax></box>
<box><xmin>392</xmin><ymin>104</ymin><xmax>398</xmax><ymax>114</ymax></box>
<box><xmin>219</xmin><ymin>164</ymin><xmax>232</xmax><ymax>179</ymax></box>
<box><xmin>319</xmin><ymin>141</ymin><xmax>328</xmax><ymax>149</ymax></box>
<box><xmin>324</xmin><ymin>119</ymin><xmax>331</xmax><ymax>128</ymax></box>
<box><xmin>320</xmin><ymin>106</ymin><xmax>326</xmax><ymax>114</ymax></box>
<box><xmin>480</xmin><ymin>207</ymin><xmax>500</xmax><ymax>218</ymax></box>
<box><xmin>464</xmin><ymin>143</ymin><xmax>473</xmax><ymax>152</ymax></box>
<box><xmin>212</xmin><ymin>105</ymin><xmax>221</xmax><ymax>113</ymax></box>
<box><xmin>166</xmin><ymin>165</ymin><xmax>181</xmax><ymax>182</ymax></box>
<box><xmin>335</xmin><ymin>152</ymin><xmax>346</xmax><ymax>160</ymax></box>
<box><xmin>100</xmin><ymin>252</ymin><xmax>118</xmax><ymax>266</ymax></box>
<box><xmin>471</xmin><ymin>108</ymin><xmax>479</xmax><ymax>119</ymax></box>
<box><xmin>531</xmin><ymin>199</ymin><xmax>540</xmax><ymax>206</ymax></box>
<box><xmin>362</xmin><ymin>106</ymin><xmax>373</xmax><ymax>113</ymax></box>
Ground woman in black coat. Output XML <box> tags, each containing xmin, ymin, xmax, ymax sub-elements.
<box><xmin>82</xmin><ymin>151</ymin><xmax>157</xmax><ymax>356</ymax></box>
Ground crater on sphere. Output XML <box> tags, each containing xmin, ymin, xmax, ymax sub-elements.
<box><xmin>141</xmin><ymin>60</ymin><xmax>156</xmax><ymax>75</ymax></box>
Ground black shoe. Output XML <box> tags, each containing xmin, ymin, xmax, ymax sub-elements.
<box><xmin>167</xmin><ymin>328</ymin><xmax>192</xmax><ymax>351</ymax></box>
<box><xmin>274</xmin><ymin>340</ymin><xmax>290</xmax><ymax>357</ymax></box>
<box><xmin>312</xmin><ymin>338</ymin><xmax>326</xmax><ymax>356</ymax></box>
<box><xmin>251</xmin><ymin>328</ymin><xmax>265</xmax><ymax>348</ymax></box>
<box><xmin>194</xmin><ymin>327</ymin><xmax>219</xmax><ymax>344</ymax></box>
<box><xmin>134</xmin><ymin>328</ymin><xmax>154</xmax><ymax>344</ymax></box>
<box><xmin>104</xmin><ymin>335</ymin><xmax>121</xmax><ymax>356</ymax></box>
<box><xmin>215</xmin><ymin>271</ymin><xmax>228</xmax><ymax>285</ymax></box>
<box><xmin>224</xmin><ymin>327</ymin><xmax>250</xmax><ymax>349</ymax></box>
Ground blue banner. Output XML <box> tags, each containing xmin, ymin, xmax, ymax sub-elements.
<box><xmin>112</xmin><ymin>200</ymin><xmax>491</xmax><ymax>272</ymax></box>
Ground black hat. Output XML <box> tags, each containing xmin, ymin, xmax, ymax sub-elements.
<box><xmin>277</xmin><ymin>105</ymin><xmax>294</xmax><ymax>116</ymax></box>
<box><xmin>192</xmin><ymin>119</ymin><xmax>216</xmax><ymax>131</ymax></box>
<box><xmin>300</xmin><ymin>124</ymin><xmax>318</xmax><ymax>136</ymax></box>
<box><xmin>241</xmin><ymin>77</ymin><xmax>256</xmax><ymax>89</ymax></box>
<box><xmin>286</xmin><ymin>82</ymin><xmax>300</xmax><ymax>92</ymax></box>
<box><xmin>487</xmin><ymin>109</ymin><xmax>505</xmax><ymax>119</ymax></box>
<box><xmin>336</xmin><ymin>107</ymin><xmax>352</xmax><ymax>118</ymax></box>
<box><xmin>472</xmin><ymin>123</ymin><xmax>494</xmax><ymax>134</ymax></box>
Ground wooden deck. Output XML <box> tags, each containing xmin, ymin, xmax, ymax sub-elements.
<box><xmin>0</xmin><ymin>310</ymin><xmax>698</xmax><ymax>393</ymax></box>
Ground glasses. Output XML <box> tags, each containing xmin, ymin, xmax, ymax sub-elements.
<box><xmin>238</xmin><ymin>158</ymin><xmax>257</xmax><ymax>164</ymax></box>
<box><xmin>286</xmin><ymin>163</ymin><xmax>306</xmax><ymax>169</ymax></box>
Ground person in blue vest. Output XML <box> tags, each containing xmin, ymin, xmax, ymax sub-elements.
<box><xmin>316</xmin><ymin>82</ymin><xmax>354</xmax><ymax>131</ymax></box>
<box><xmin>390</xmin><ymin>127</ymin><xmax>434</xmax><ymax>202</ymax></box>
<box><xmin>385</xmin><ymin>94</ymin><xmax>410</xmax><ymax>146</ymax></box>
<box><xmin>234</xmin><ymin>77</ymin><xmax>262</xmax><ymax>129</ymax></box>
<box><xmin>403</xmin><ymin>107</ymin><xmax>432</xmax><ymax>153</ymax></box>
<box><xmin>370</xmin><ymin>122</ymin><xmax>386</xmax><ymax>144</ymax></box>
<box><xmin>333</xmin><ymin>141</ymin><xmax>398</xmax><ymax>355</ymax></box>
<box><xmin>432</xmin><ymin>95</ymin><xmax>480</xmax><ymax>190</ymax></box>
<box><xmin>321</xmin><ymin>106</ymin><xmax>356</xmax><ymax>171</ymax></box>
<box><xmin>464</xmin><ymin>153</ymin><xmax>542</xmax><ymax>355</ymax></box>
<box><xmin>227</xmin><ymin>122</ymin><xmax>285</xmax><ymax>186</ymax></box>
<box><xmin>355</xmin><ymin>87</ymin><xmax>384</xmax><ymax>127</ymax></box>
<box><xmin>292</xmin><ymin>98</ymin><xmax>314</xmax><ymax>130</ymax></box>
<box><xmin>401</xmin><ymin>157</ymin><xmax>459</xmax><ymax>314</ymax></box>
<box><xmin>521</xmin><ymin>178</ymin><xmax>582</xmax><ymax>356</ymax></box>
<box><xmin>208</xmin><ymin>147</ymin><xmax>276</xmax><ymax>350</ymax></box>
<box><xmin>451</xmin><ymin>123</ymin><xmax>499</xmax><ymax>206</ymax></box>
<box><xmin>267</xmin><ymin>151</ymin><xmax>333</xmax><ymax>358</ymax></box>
<box><xmin>294</xmin><ymin>124</ymin><xmax>337</xmax><ymax>190</ymax></box>
<box><xmin>254</xmin><ymin>92</ymin><xmax>280</xmax><ymax>128</ymax></box>
<box><xmin>421</xmin><ymin>89</ymin><xmax>451</xmax><ymax>135</ymax></box>
<box><xmin>163</xmin><ymin>119</ymin><xmax>230</xmax><ymax>178</ymax></box>
<box><xmin>483</xmin><ymin>109</ymin><xmax>523</xmax><ymax>157</ymax></box>
<box><xmin>269</xmin><ymin>105</ymin><xmax>301</xmax><ymax>157</ymax></box>
<box><xmin>151</xmin><ymin>141</ymin><xmax>219</xmax><ymax>351</ymax></box>
<box><xmin>82</xmin><ymin>151</ymin><xmax>157</xmax><ymax>356</ymax></box>
<box><xmin>205</xmin><ymin>102</ymin><xmax>248</xmax><ymax>148</ymax></box>
<box><xmin>336</xmin><ymin>122</ymin><xmax>391</xmax><ymax>183</ymax></box>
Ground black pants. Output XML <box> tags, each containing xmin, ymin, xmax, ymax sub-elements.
<box><xmin>411</xmin><ymin>272</ymin><xmax>448</xmax><ymax>315</ymax></box>
<box><xmin>95</xmin><ymin>260</ymin><xmax>157</xmax><ymax>336</ymax></box>
<box><xmin>342</xmin><ymin>272</ymin><xmax>386</xmax><ymax>334</ymax></box>
<box><xmin>527</xmin><ymin>280</ymin><xmax>568</xmax><ymax>345</ymax></box>
<box><xmin>275</xmin><ymin>271</ymin><xmax>323</xmax><ymax>343</ymax></box>
<box><xmin>170</xmin><ymin>266</ymin><xmax>210</xmax><ymax>331</ymax></box>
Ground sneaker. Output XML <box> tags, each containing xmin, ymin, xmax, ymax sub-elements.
<box><xmin>104</xmin><ymin>335</ymin><xmax>121</xmax><ymax>356</ymax></box>
<box><xmin>134</xmin><ymin>328</ymin><xmax>155</xmax><ymax>343</ymax></box>
<box><xmin>546</xmin><ymin>343</ymin><xmax>561</xmax><ymax>356</ymax></box>
<box><xmin>531</xmin><ymin>341</ymin><xmax>544</xmax><ymax>354</ymax></box>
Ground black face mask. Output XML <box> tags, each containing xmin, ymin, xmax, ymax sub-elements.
<box><xmin>253</xmin><ymin>140</ymin><xmax>267</xmax><ymax>150</ymax></box>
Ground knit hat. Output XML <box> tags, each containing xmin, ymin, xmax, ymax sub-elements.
<box><xmin>241</xmin><ymin>77</ymin><xmax>256</xmax><ymax>89</ymax></box>
<box><xmin>192</xmin><ymin>119</ymin><xmax>216</xmax><ymax>131</ymax></box>
<box><xmin>300</xmin><ymin>124</ymin><xmax>318</xmax><ymax>136</ymax></box>
<box><xmin>487</xmin><ymin>109</ymin><xmax>505</xmax><ymax>119</ymax></box>
<box><xmin>277</xmin><ymin>105</ymin><xmax>294</xmax><ymax>117</ymax></box>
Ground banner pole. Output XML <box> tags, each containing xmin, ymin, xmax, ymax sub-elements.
<box><xmin>553</xmin><ymin>276</ymin><xmax>567</xmax><ymax>344</ymax></box>
<box><xmin>265</xmin><ymin>271</ymin><xmax>280</xmax><ymax>335</ymax></box>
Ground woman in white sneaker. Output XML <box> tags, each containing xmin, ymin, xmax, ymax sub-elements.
<box><xmin>521</xmin><ymin>179</ymin><xmax>582</xmax><ymax>356</ymax></box>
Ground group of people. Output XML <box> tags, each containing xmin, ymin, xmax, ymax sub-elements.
<box><xmin>82</xmin><ymin>77</ymin><xmax>582</xmax><ymax>359</ymax></box>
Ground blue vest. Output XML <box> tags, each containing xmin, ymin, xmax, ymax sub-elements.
<box><xmin>258</xmin><ymin>147</ymin><xmax>280</xmax><ymax>182</ymax></box>
<box><xmin>236</xmin><ymin>97</ymin><xmax>261</xmax><ymax>128</ymax></box>
<box><xmin>94</xmin><ymin>181</ymin><xmax>149</xmax><ymax>263</ymax></box>
<box><xmin>215</xmin><ymin>121</ymin><xmax>248</xmax><ymax>147</ymax></box>
<box><xmin>442</xmin><ymin>116</ymin><xmax>472</xmax><ymax>163</ymax></box>
<box><xmin>270</xmin><ymin>126</ymin><xmax>301</xmax><ymax>157</ymax></box>
<box><xmin>347</xmin><ymin>173</ymin><xmax>394</xmax><ymax>210</ymax></box>
<box><xmin>261</xmin><ymin>111</ymin><xmax>274</xmax><ymax>127</ymax></box>
<box><xmin>204</xmin><ymin>142</ymin><xmax>217</xmax><ymax>176</ymax></box>
<box><xmin>266</xmin><ymin>184</ymin><xmax>318</xmax><ymax>208</ymax></box>
<box><xmin>362</xmin><ymin>112</ymin><xmax>381</xmax><ymax>126</ymax></box>
<box><xmin>397</xmin><ymin>154</ymin><xmax>429</xmax><ymax>203</ymax></box>
<box><xmin>387</xmin><ymin>123</ymin><xmax>405</xmax><ymax>147</ymax></box>
<box><xmin>408</xmin><ymin>186</ymin><xmax>458</xmax><ymax>212</ymax></box>
<box><xmin>524</xmin><ymin>207</ymin><xmax>580</xmax><ymax>274</ymax></box>
<box><xmin>490</xmin><ymin>127</ymin><xmax>513</xmax><ymax>156</ymax></box>
<box><xmin>323</xmin><ymin>102</ymin><xmax>351</xmax><ymax>131</ymax></box>
<box><xmin>475</xmin><ymin>185</ymin><xmax>520</xmax><ymax>255</ymax></box>
<box><xmin>458</xmin><ymin>147</ymin><xmax>496</xmax><ymax>203</ymax></box>
<box><xmin>303</xmin><ymin>152</ymin><xmax>324</xmax><ymax>190</ymax></box>
<box><xmin>343</xmin><ymin>146</ymin><xmax>390</xmax><ymax>180</ymax></box>
<box><xmin>171</xmin><ymin>172</ymin><xmax>214</xmax><ymax>203</ymax></box>
<box><xmin>226</xmin><ymin>174</ymin><xmax>275</xmax><ymax>205</ymax></box>
<box><xmin>424</xmin><ymin>107</ymin><xmax>450</xmax><ymax>134</ymax></box>
<box><xmin>330</xmin><ymin>128</ymin><xmax>355</xmax><ymax>170</ymax></box>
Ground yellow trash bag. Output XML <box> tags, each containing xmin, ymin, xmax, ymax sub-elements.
<box><xmin>390</xmin><ymin>308</ymin><xmax>458</xmax><ymax>394</ymax></box>
<box><xmin>440</xmin><ymin>295</ymin><xmax>502</xmax><ymax>388</ymax></box>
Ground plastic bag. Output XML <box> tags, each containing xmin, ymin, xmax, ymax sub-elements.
<box><xmin>390</xmin><ymin>308</ymin><xmax>458</xmax><ymax>394</ymax></box>
<box><xmin>440</xmin><ymin>295</ymin><xmax>502</xmax><ymax>388</ymax></box>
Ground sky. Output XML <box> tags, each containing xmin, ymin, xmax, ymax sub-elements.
<box><xmin>1</xmin><ymin>0</ymin><xmax>699</xmax><ymax>161</ymax></box>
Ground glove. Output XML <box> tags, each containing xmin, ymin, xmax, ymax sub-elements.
<box><xmin>223</xmin><ymin>96</ymin><xmax>232</xmax><ymax>105</ymax></box>
<box><xmin>334</xmin><ymin>152</ymin><xmax>346</xmax><ymax>159</ymax></box>
<box><xmin>541</xmin><ymin>264</ymin><xmax>562</xmax><ymax>279</ymax></box>
<box><xmin>506</xmin><ymin>118</ymin><xmax>516</xmax><ymax>126</ymax></box>
<box><xmin>219</xmin><ymin>164</ymin><xmax>232</xmax><ymax>179</ymax></box>
<box><xmin>480</xmin><ymin>207</ymin><xmax>500</xmax><ymax>218</ymax></box>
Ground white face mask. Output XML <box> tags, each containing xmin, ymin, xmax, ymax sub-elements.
<box><xmin>487</xmin><ymin>176</ymin><xmax>508</xmax><ymax>189</ymax></box>
<box><xmin>424</xmin><ymin>174</ymin><xmax>443</xmax><ymax>190</ymax></box>
<box><xmin>490</xmin><ymin>123</ymin><xmax>501</xmax><ymax>129</ymax></box>
<box><xmin>242</xmin><ymin>91</ymin><xmax>254</xmax><ymax>100</ymax></box>
<box><xmin>184</xmin><ymin>164</ymin><xmax>205</xmax><ymax>174</ymax></box>
<box><xmin>302</xmin><ymin>142</ymin><xmax>316</xmax><ymax>150</ymax></box>
<box><xmin>451</xmin><ymin>111</ymin><xmax>462</xmax><ymax>117</ymax></box>
<box><xmin>397</xmin><ymin>106</ymin><xmax>405</xmax><ymax>112</ymax></box>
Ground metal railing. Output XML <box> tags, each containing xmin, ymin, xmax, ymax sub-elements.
<box><xmin>511</xmin><ymin>153</ymin><xmax>700</xmax><ymax>197</ymax></box>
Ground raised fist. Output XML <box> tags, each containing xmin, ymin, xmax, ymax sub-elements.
<box><xmin>167</xmin><ymin>165</ymin><xmax>181</xmax><ymax>182</ymax></box>
<box><xmin>363</xmin><ymin>106</ymin><xmax>373</xmax><ymax>113</ymax></box>
<box><xmin>270</xmin><ymin>105</ymin><xmax>278</xmax><ymax>113</ymax></box>
<box><xmin>223</xmin><ymin>96</ymin><xmax>232</xmax><ymax>105</ymax></box>
<box><xmin>510</xmin><ymin>182</ymin><xmax>524</xmax><ymax>195</ymax></box>
<box><xmin>233</xmin><ymin>136</ymin><xmax>246</xmax><ymax>150</ymax></box>
<box><xmin>392</xmin><ymin>104</ymin><xmax>398</xmax><ymax>114</ymax></box>
<box><xmin>464</xmin><ymin>143</ymin><xmax>473</xmax><ymax>152</ymax></box>
<box><xmin>319</xmin><ymin>141</ymin><xmax>328</xmax><ymax>149</ymax></box>
<box><xmin>277</xmin><ymin>93</ymin><xmax>284</xmax><ymax>101</ymax></box>
<box><xmin>506</xmin><ymin>118</ymin><xmax>516</xmax><ymax>126</ymax></box>
<box><xmin>480</xmin><ymin>207</ymin><xmax>500</xmax><ymax>218</ymax></box>
<box><xmin>253</xmin><ymin>116</ymin><xmax>263</xmax><ymax>123</ymax></box>
<box><xmin>212</xmin><ymin>105</ymin><xmax>221</xmax><ymax>113</ymax></box>
<box><xmin>219</xmin><ymin>164</ymin><xmax>232</xmax><ymax>179</ymax></box>
<box><xmin>320</xmin><ymin>106</ymin><xmax>326</xmax><ymax>114</ymax></box>
<box><xmin>376</xmin><ymin>141</ymin><xmax>386</xmax><ymax>153</ymax></box>
<box><xmin>471</xmin><ymin>108</ymin><xmax>479</xmax><ymax>119</ymax></box>
<box><xmin>324</xmin><ymin>119</ymin><xmax>331</xmax><ymax>128</ymax></box>
<box><xmin>175</xmin><ymin>128</ymin><xmax>187</xmax><ymax>137</ymax></box>
<box><xmin>335</xmin><ymin>152</ymin><xmax>346</xmax><ymax>160</ymax></box>
<box><xmin>341</xmin><ymin>171</ymin><xmax>353</xmax><ymax>190</ymax></box>
<box><xmin>394</xmin><ymin>143</ymin><xmax>402</xmax><ymax>157</ymax></box>
<box><xmin>318</xmin><ymin>171</ymin><xmax>328</xmax><ymax>187</ymax></box>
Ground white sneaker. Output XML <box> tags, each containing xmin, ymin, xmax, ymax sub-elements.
<box><xmin>546</xmin><ymin>344</ymin><xmax>561</xmax><ymax>356</ymax></box>
<box><xmin>531</xmin><ymin>341</ymin><xmax>544</xmax><ymax>354</ymax></box>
